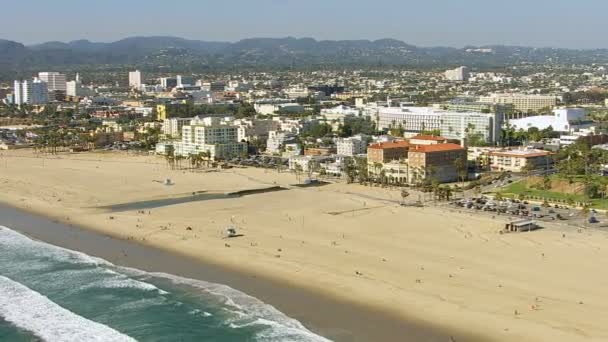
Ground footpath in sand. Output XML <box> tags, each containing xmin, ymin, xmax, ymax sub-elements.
<box><xmin>1</xmin><ymin>150</ymin><xmax>608</xmax><ymax>342</ymax></box>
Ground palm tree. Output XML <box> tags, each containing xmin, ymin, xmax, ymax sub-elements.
<box><xmin>294</xmin><ymin>163</ymin><xmax>303</xmax><ymax>183</ymax></box>
<box><xmin>454</xmin><ymin>157</ymin><xmax>467</xmax><ymax>194</ymax></box>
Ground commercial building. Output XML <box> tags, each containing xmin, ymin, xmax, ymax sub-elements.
<box><xmin>176</xmin><ymin>75</ymin><xmax>195</xmax><ymax>87</ymax></box>
<box><xmin>377</xmin><ymin>106</ymin><xmax>502</xmax><ymax>144</ymax></box>
<box><xmin>160</xmin><ymin>77</ymin><xmax>178</xmax><ymax>90</ymax></box>
<box><xmin>38</xmin><ymin>72</ymin><xmax>67</xmax><ymax>100</ymax></box>
<box><xmin>129</xmin><ymin>70</ymin><xmax>142</xmax><ymax>90</ymax></box>
<box><xmin>508</xmin><ymin>108</ymin><xmax>589</xmax><ymax>133</ymax></box>
<box><xmin>13</xmin><ymin>78</ymin><xmax>48</xmax><ymax>106</ymax></box>
<box><xmin>444</xmin><ymin>66</ymin><xmax>469</xmax><ymax>81</ymax></box>
<box><xmin>479</xmin><ymin>94</ymin><xmax>559</xmax><ymax>113</ymax></box>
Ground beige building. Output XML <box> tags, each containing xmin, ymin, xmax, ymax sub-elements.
<box><xmin>487</xmin><ymin>149</ymin><xmax>552</xmax><ymax>172</ymax></box>
<box><xmin>166</xmin><ymin>117</ymin><xmax>247</xmax><ymax>160</ymax></box>
<box><xmin>478</xmin><ymin>94</ymin><xmax>559</xmax><ymax>113</ymax></box>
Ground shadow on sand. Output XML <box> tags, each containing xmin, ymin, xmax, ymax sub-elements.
<box><xmin>96</xmin><ymin>186</ymin><xmax>288</xmax><ymax>212</ymax></box>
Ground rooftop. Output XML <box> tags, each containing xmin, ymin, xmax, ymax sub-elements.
<box><xmin>368</xmin><ymin>140</ymin><xmax>410</xmax><ymax>150</ymax></box>
<box><xmin>410</xmin><ymin>143</ymin><xmax>465</xmax><ymax>153</ymax></box>
<box><xmin>488</xmin><ymin>149</ymin><xmax>551</xmax><ymax>158</ymax></box>
<box><xmin>410</xmin><ymin>135</ymin><xmax>448</xmax><ymax>141</ymax></box>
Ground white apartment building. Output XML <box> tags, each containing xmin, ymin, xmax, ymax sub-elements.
<box><xmin>479</xmin><ymin>94</ymin><xmax>559</xmax><ymax>113</ymax></box>
<box><xmin>129</xmin><ymin>70</ymin><xmax>142</xmax><ymax>90</ymax></box>
<box><xmin>171</xmin><ymin>117</ymin><xmax>247</xmax><ymax>159</ymax></box>
<box><xmin>321</xmin><ymin>105</ymin><xmax>361</xmax><ymax>122</ymax></box>
<box><xmin>234</xmin><ymin>118</ymin><xmax>280</xmax><ymax>142</ymax></box>
<box><xmin>162</xmin><ymin>117</ymin><xmax>193</xmax><ymax>138</ymax></box>
<box><xmin>254</xmin><ymin>102</ymin><xmax>304</xmax><ymax>115</ymax></box>
<box><xmin>38</xmin><ymin>72</ymin><xmax>67</xmax><ymax>98</ymax></box>
<box><xmin>487</xmin><ymin>149</ymin><xmax>552</xmax><ymax>172</ymax></box>
<box><xmin>336</xmin><ymin>135</ymin><xmax>368</xmax><ymax>156</ymax></box>
<box><xmin>284</xmin><ymin>87</ymin><xmax>310</xmax><ymax>99</ymax></box>
<box><xmin>377</xmin><ymin>106</ymin><xmax>501</xmax><ymax>144</ymax></box>
<box><xmin>13</xmin><ymin>78</ymin><xmax>48</xmax><ymax>106</ymax></box>
<box><xmin>288</xmin><ymin>155</ymin><xmax>331</xmax><ymax>173</ymax></box>
<box><xmin>266</xmin><ymin>130</ymin><xmax>299</xmax><ymax>154</ymax></box>
<box><xmin>444</xmin><ymin>66</ymin><xmax>469</xmax><ymax>81</ymax></box>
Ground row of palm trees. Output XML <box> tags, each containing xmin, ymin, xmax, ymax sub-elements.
<box><xmin>164</xmin><ymin>150</ymin><xmax>213</xmax><ymax>170</ymax></box>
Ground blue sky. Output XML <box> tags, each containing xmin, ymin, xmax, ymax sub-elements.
<box><xmin>2</xmin><ymin>0</ymin><xmax>607</xmax><ymax>48</ymax></box>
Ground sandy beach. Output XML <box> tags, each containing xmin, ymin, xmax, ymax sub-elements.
<box><xmin>1</xmin><ymin>149</ymin><xmax>608</xmax><ymax>341</ymax></box>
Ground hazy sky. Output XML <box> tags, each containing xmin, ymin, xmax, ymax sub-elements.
<box><xmin>2</xmin><ymin>0</ymin><xmax>607</xmax><ymax>48</ymax></box>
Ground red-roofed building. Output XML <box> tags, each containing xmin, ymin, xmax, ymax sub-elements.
<box><xmin>367</xmin><ymin>140</ymin><xmax>410</xmax><ymax>163</ymax></box>
<box><xmin>409</xmin><ymin>135</ymin><xmax>449</xmax><ymax>145</ymax></box>
<box><xmin>408</xmin><ymin>143</ymin><xmax>467</xmax><ymax>183</ymax></box>
<box><xmin>366</xmin><ymin>140</ymin><xmax>466</xmax><ymax>184</ymax></box>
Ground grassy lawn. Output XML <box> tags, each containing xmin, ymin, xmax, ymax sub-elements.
<box><xmin>498</xmin><ymin>178</ymin><xmax>608</xmax><ymax>210</ymax></box>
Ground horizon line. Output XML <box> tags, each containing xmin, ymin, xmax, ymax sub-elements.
<box><xmin>3</xmin><ymin>35</ymin><xmax>608</xmax><ymax>51</ymax></box>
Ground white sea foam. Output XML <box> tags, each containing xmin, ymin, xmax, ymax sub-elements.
<box><xmin>81</xmin><ymin>278</ymin><xmax>169</xmax><ymax>294</ymax></box>
<box><xmin>0</xmin><ymin>225</ymin><xmax>108</xmax><ymax>266</ymax></box>
<box><xmin>122</xmin><ymin>269</ymin><xmax>332</xmax><ymax>342</ymax></box>
<box><xmin>0</xmin><ymin>226</ymin><xmax>330</xmax><ymax>341</ymax></box>
<box><xmin>0</xmin><ymin>275</ymin><xmax>136</xmax><ymax>342</ymax></box>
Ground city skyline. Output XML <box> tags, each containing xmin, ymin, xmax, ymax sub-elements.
<box><xmin>3</xmin><ymin>0</ymin><xmax>608</xmax><ymax>49</ymax></box>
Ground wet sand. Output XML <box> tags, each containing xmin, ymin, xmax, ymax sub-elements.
<box><xmin>0</xmin><ymin>203</ymin><xmax>473</xmax><ymax>342</ymax></box>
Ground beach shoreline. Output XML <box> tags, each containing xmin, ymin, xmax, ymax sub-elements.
<box><xmin>0</xmin><ymin>202</ymin><xmax>470</xmax><ymax>342</ymax></box>
<box><xmin>2</xmin><ymin>149</ymin><xmax>608</xmax><ymax>342</ymax></box>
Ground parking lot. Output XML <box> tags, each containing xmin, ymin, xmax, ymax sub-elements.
<box><xmin>449</xmin><ymin>196</ymin><xmax>606</xmax><ymax>228</ymax></box>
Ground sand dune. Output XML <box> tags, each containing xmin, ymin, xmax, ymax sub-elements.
<box><xmin>1</xmin><ymin>149</ymin><xmax>607</xmax><ymax>341</ymax></box>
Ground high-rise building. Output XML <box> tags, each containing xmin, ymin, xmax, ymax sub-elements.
<box><xmin>129</xmin><ymin>70</ymin><xmax>142</xmax><ymax>89</ymax></box>
<box><xmin>38</xmin><ymin>72</ymin><xmax>67</xmax><ymax>100</ymax></box>
<box><xmin>170</xmin><ymin>117</ymin><xmax>247</xmax><ymax>159</ymax></box>
<box><xmin>13</xmin><ymin>78</ymin><xmax>48</xmax><ymax>106</ymax></box>
<box><xmin>444</xmin><ymin>66</ymin><xmax>470</xmax><ymax>81</ymax></box>
<box><xmin>176</xmin><ymin>75</ymin><xmax>194</xmax><ymax>87</ymax></box>
<box><xmin>160</xmin><ymin>77</ymin><xmax>178</xmax><ymax>90</ymax></box>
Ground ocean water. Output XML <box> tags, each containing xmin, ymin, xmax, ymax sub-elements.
<box><xmin>0</xmin><ymin>225</ymin><xmax>331</xmax><ymax>342</ymax></box>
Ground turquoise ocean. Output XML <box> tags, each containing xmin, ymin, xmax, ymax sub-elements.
<box><xmin>0</xmin><ymin>225</ymin><xmax>331</xmax><ymax>342</ymax></box>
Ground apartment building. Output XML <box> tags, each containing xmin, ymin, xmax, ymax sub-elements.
<box><xmin>336</xmin><ymin>135</ymin><xmax>368</xmax><ymax>156</ymax></box>
<box><xmin>13</xmin><ymin>78</ymin><xmax>48</xmax><ymax>106</ymax></box>
<box><xmin>128</xmin><ymin>70</ymin><xmax>142</xmax><ymax>90</ymax></box>
<box><xmin>444</xmin><ymin>66</ymin><xmax>469</xmax><ymax>81</ymax></box>
<box><xmin>170</xmin><ymin>117</ymin><xmax>247</xmax><ymax>160</ymax></box>
<box><xmin>487</xmin><ymin>149</ymin><xmax>552</xmax><ymax>172</ymax></box>
<box><xmin>266</xmin><ymin>131</ymin><xmax>297</xmax><ymax>154</ymax></box>
<box><xmin>162</xmin><ymin>117</ymin><xmax>193</xmax><ymax>138</ymax></box>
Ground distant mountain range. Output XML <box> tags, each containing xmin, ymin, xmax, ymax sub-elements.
<box><xmin>2</xmin><ymin>36</ymin><xmax>608</xmax><ymax>77</ymax></box>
